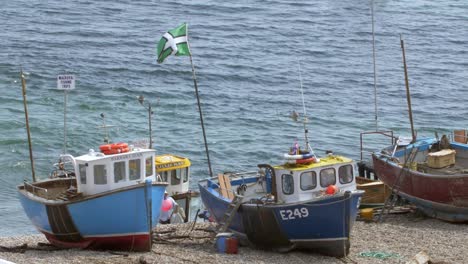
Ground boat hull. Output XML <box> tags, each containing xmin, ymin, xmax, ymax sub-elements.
<box><xmin>18</xmin><ymin>181</ymin><xmax>166</xmax><ymax>251</ymax></box>
<box><xmin>199</xmin><ymin>183</ymin><xmax>363</xmax><ymax>257</ymax></box>
<box><xmin>372</xmin><ymin>154</ymin><xmax>468</xmax><ymax>222</ymax></box>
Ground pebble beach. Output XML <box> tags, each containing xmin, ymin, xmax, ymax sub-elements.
<box><xmin>1</xmin><ymin>212</ymin><xmax>466</xmax><ymax>264</ymax></box>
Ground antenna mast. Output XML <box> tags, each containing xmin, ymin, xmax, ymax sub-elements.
<box><xmin>371</xmin><ymin>0</ymin><xmax>379</xmax><ymax>130</ymax></box>
<box><xmin>99</xmin><ymin>113</ymin><xmax>111</xmax><ymax>144</ymax></box>
<box><xmin>297</xmin><ymin>59</ymin><xmax>312</xmax><ymax>153</ymax></box>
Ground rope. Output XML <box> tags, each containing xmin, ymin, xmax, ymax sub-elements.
<box><xmin>358</xmin><ymin>251</ymin><xmax>400</xmax><ymax>260</ymax></box>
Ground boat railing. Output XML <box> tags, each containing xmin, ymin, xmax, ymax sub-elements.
<box><xmin>206</xmin><ymin>171</ymin><xmax>258</xmax><ymax>181</ymax></box>
<box><xmin>359</xmin><ymin>130</ymin><xmax>396</xmax><ymax>161</ymax></box>
<box><xmin>23</xmin><ymin>181</ymin><xmax>50</xmax><ymax>199</ymax></box>
<box><xmin>224</xmin><ymin>171</ymin><xmax>258</xmax><ymax>179</ymax></box>
<box><xmin>57</xmin><ymin>154</ymin><xmax>77</xmax><ymax>171</ymax></box>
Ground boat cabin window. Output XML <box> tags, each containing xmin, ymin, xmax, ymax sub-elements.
<box><xmin>129</xmin><ymin>159</ymin><xmax>141</xmax><ymax>180</ymax></box>
<box><xmin>320</xmin><ymin>168</ymin><xmax>336</xmax><ymax>187</ymax></box>
<box><xmin>300</xmin><ymin>171</ymin><xmax>317</xmax><ymax>191</ymax></box>
<box><xmin>145</xmin><ymin>157</ymin><xmax>153</xmax><ymax>177</ymax></box>
<box><xmin>172</xmin><ymin>170</ymin><xmax>181</xmax><ymax>185</ymax></box>
<box><xmin>79</xmin><ymin>164</ymin><xmax>87</xmax><ymax>184</ymax></box>
<box><xmin>183</xmin><ymin>168</ymin><xmax>189</xmax><ymax>183</ymax></box>
<box><xmin>94</xmin><ymin>164</ymin><xmax>107</xmax><ymax>185</ymax></box>
<box><xmin>338</xmin><ymin>165</ymin><xmax>353</xmax><ymax>184</ymax></box>
<box><xmin>281</xmin><ymin>174</ymin><xmax>294</xmax><ymax>195</ymax></box>
<box><xmin>114</xmin><ymin>161</ymin><xmax>126</xmax><ymax>183</ymax></box>
<box><xmin>160</xmin><ymin>171</ymin><xmax>168</xmax><ymax>182</ymax></box>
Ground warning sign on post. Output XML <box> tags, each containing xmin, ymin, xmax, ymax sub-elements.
<box><xmin>57</xmin><ymin>75</ymin><xmax>75</xmax><ymax>90</ymax></box>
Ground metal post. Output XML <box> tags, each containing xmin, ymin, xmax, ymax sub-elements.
<box><xmin>148</xmin><ymin>102</ymin><xmax>153</xmax><ymax>149</ymax></box>
<box><xmin>63</xmin><ymin>90</ymin><xmax>68</xmax><ymax>153</ymax></box>
<box><xmin>138</xmin><ymin>96</ymin><xmax>153</xmax><ymax>149</ymax></box>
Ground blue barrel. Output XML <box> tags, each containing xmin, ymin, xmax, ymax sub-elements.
<box><xmin>215</xmin><ymin>233</ymin><xmax>238</xmax><ymax>254</ymax></box>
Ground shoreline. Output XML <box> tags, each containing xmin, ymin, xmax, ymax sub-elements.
<box><xmin>1</xmin><ymin>213</ymin><xmax>466</xmax><ymax>264</ymax></box>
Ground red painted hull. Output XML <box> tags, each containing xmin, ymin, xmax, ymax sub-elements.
<box><xmin>372</xmin><ymin>154</ymin><xmax>468</xmax><ymax>222</ymax></box>
<box><xmin>43</xmin><ymin>232</ymin><xmax>151</xmax><ymax>251</ymax></box>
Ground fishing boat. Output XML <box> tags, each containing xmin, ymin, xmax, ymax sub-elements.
<box><xmin>197</xmin><ymin>64</ymin><xmax>363</xmax><ymax>256</ymax></box>
<box><xmin>367</xmin><ymin>37</ymin><xmax>468</xmax><ymax>222</ymax></box>
<box><xmin>136</xmin><ymin>95</ymin><xmax>199</xmax><ymax>223</ymax></box>
<box><xmin>155</xmin><ymin>154</ymin><xmax>198</xmax><ymax>222</ymax></box>
<box><xmin>199</xmin><ymin>148</ymin><xmax>364</xmax><ymax>256</ymax></box>
<box><xmin>17</xmin><ymin>73</ymin><xmax>167</xmax><ymax>251</ymax></box>
<box><xmin>372</xmin><ymin>133</ymin><xmax>468</xmax><ymax>223</ymax></box>
<box><xmin>18</xmin><ymin>144</ymin><xmax>167</xmax><ymax>251</ymax></box>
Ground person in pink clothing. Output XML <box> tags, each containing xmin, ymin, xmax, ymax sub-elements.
<box><xmin>159</xmin><ymin>191</ymin><xmax>179</xmax><ymax>224</ymax></box>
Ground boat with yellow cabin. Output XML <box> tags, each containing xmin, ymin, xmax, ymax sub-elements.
<box><xmin>155</xmin><ymin>154</ymin><xmax>198</xmax><ymax>222</ymax></box>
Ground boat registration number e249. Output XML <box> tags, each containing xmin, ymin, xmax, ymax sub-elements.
<box><xmin>279</xmin><ymin>208</ymin><xmax>309</xmax><ymax>220</ymax></box>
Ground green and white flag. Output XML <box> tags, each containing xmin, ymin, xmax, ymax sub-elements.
<box><xmin>156</xmin><ymin>23</ymin><xmax>190</xmax><ymax>63</ymax></box>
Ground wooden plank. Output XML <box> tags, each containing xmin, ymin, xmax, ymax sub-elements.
<box><xmin>217</xmin><ymin>174</ymin><xmax>229</xmax><ymax>198</ymax></box>
<box><xmin>223</xmin><ymin>174</ymin><xmax>234</xmax><ymax>200</ymax></box>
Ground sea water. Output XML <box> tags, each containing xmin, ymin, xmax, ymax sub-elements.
<box><xmin>0</xmin><ymin>0</ymin><xmax>466</xmax><ymax>235</ymax></box>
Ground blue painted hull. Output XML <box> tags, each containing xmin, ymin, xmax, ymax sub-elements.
<box><xmin>199</xmin><ymin>183</ymin><xmax>363</xmax><ymax>256</ymax></box>
<box><xmin>393</xmin><ymin>190</ymin><xmax>468</xmax><ymax>223</ymax></box>
<box><xmin>18</xmin><ymin>181</ymin><xmax>166</xmax><ymax>251</ymax></box>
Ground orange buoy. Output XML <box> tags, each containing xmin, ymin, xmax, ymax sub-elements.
<box><xmin>295</xmin><ymin>157</ymin><xmax>316</xmax><ymax>164</ymax></box>
<box><xmin>326</xmin><ymin>185</ymin><xmax>339</xmax><ymax>195</ymax></box>
<box><xmin>99</xmin><ymin>143</ymin><xmax>129</xmax><ymax>155</ymax></box>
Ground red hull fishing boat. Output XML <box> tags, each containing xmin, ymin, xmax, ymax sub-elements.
<box><xmin>372</xmin><ymin>135</ymin><xmax>468</xmax><ymax>222</ymax></box>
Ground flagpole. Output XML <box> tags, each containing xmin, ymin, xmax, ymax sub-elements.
<box><xmin>188</xmin><ymin>53</ymin><xmax>214</xmax><ymax>179</ymax></box>
<box><xmin>157</xmin><ymin>23</ymin><xmax>214</xmax><ymax>178</ymax></box>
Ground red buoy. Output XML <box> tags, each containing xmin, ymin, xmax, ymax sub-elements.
<box><xmin>161</xmin><ymin>199</ymin><xmax>173</xmax><ymax>212</ymax></box>
<box><xmin>326</xmin><ymin>185</ymin><xmax>339</xmax><ymax>195</ymax></box>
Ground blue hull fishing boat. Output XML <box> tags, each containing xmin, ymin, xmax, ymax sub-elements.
<box><xmin>199</xmin><ymin>155</ymin><xmax>364</xmax><ymax>257</ymax></box>
<box><xmin>197</xmin><ymin>62</ymin><xmax>362</xmax><ymax>256</ymax></box>
<box><xmin>18</xmin><ymin>145</ymin><xmax>167</xmax><ymax>251</ymax></box>
<box><xmin>17</xmin><ymin>72</ymin><xmax>167</xmax><ymax>251</ymax></box>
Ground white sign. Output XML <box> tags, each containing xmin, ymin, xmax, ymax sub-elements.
<box><xmin>57</xmin><ymin>75</ymin><xmax>75</xmax><ymax>90</ymax></box>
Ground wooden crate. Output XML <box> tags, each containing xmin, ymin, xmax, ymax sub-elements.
<box><xmin>356</xmin><ymin>177</ymin><xmax>391</xmax><ymax>205</ymax></box>
<box><xmin>427</xmin><ymin>149</ymin><xmax>456</xmax><ymax>168</ymax></box>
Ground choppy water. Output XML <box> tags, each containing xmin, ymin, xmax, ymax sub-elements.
<box><xmin>0</xmin><ymin>0</ymin><xmax>466</xmax><ymax>235</ymax></box>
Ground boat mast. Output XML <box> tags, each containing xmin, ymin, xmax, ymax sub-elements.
<box><xmin>20</xmin><ymin>69</ymin><xmax>36</xmax><ymax>182</ymax></box>
<box><xmin>400</xmin><ymin>35</ymin><xmax>416</xmax><ymax>143</ymax></box>
<box><xmin>371</xmin><ymin>0</ymin><xmax>379</xmax><ymax>131</ymax></box>
<box><xmin>297</xmin><ymin>59</ymin><xmax>315</xmax><ymax>155</ymax></box>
